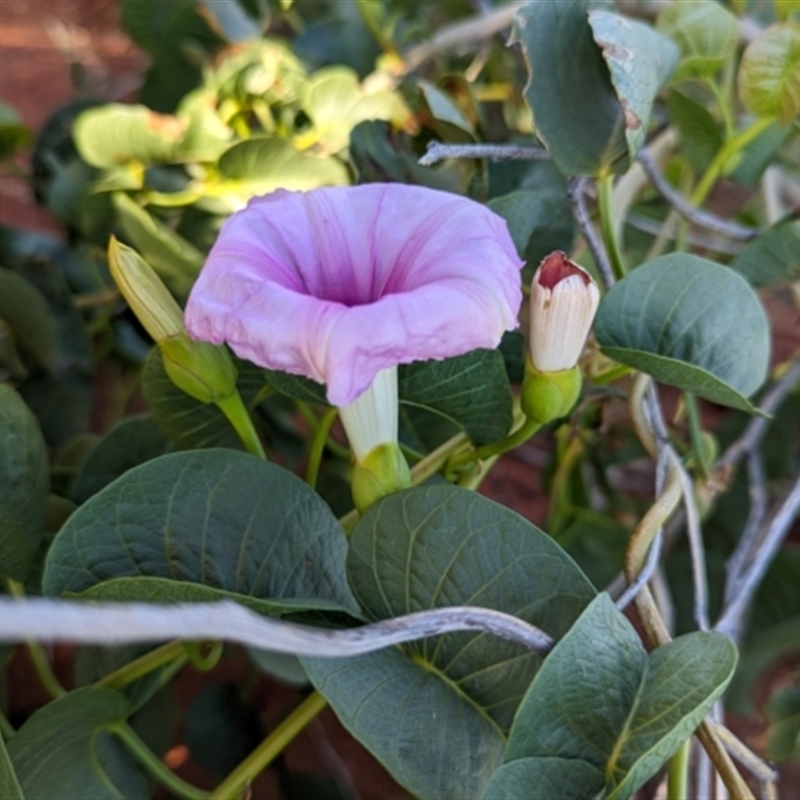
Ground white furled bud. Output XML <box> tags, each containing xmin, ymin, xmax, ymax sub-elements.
<box><xmin>529</xmin><ymin>251</ymin><xmax>600</xmax><ymax>373</ymax></box>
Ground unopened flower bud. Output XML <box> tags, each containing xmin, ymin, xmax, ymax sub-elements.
<box><xmin>529</xmin><ymin>251</ymin><xmax>600</xmax><ymax>373</ymax></box>
<box><xmin>107</xmin><ymin>236</ymin><xmax>184</xmax><ymax>343</ymax></box>
<box><xmin>338</xmin><ymin>366</ymin><xmax>410</xmax><ymax>511</ymax></box>
<box><xmin>161</xmin><ymin>333</ymin><xmax>238</xmax><ymax>405</ymax></box>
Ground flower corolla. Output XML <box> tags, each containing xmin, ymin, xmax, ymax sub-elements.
<box><xmin>184</xmin><ymin>184</ymin><xmax>523</xmax><ymax>407</ymax></box>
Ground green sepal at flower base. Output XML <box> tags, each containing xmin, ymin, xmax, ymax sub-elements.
<box><xmin>160</xmin><ymin>333</ymin><xmax>238</xmax><ymax>405</ymax></box>
<box><xmin>351</xmin><ymin>441</ymin><xmax>411</xmax><ymax>514</ymax></box>
<box><xmin>520</xmin><ymin>359</ymin><xmax>583</xmax><ymax>426</ymax></box>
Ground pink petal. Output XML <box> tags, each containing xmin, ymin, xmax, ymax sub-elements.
<box><xmin>185</xmin><ymin>184</ymin><xmax>524</xmax><ymax>406</ymax></box>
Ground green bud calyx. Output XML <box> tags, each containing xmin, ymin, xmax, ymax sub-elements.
<box><xmin>351</xmin><ymin>441</ymin><xmax>411</xmax><ymax>514</ymax></box>
<box><xmin>160</xmin><ymin>333</ymin><xmax>238</xmax><ymax>405</ymax></box>
<box><xmin>520</xmin><ymin>358</ymin><xmax>582</xmax><ymax>425</ymax></box>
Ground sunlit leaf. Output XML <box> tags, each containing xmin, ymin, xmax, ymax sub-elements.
<box><xmin>738</xmin><ymin>22</ymin><xmax>800</xmax><ymax>123</ymax></box>
<box><xmin>656</xmin><ymin>0</ymin><xmax>739</xmax><ymax>79</ymax></box>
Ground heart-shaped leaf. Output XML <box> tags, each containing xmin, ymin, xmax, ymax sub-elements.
<box><xmin>512</xmin><ymin>0</ymin><xmax>628</xmax><ymax>176</ymax></box>
<box><xmin>302</xmin><ymin>67</ymin><xmax>410</xmax><ymax>154</ymax></box>
<box><xmin>589</xmin><ymin>10</ymin><xmax>679</xmax><ymax>159</ymax></box>
<box><xmin>43</xmin><ymin>449</ymin><xmax>359</xmax><ymax>618</ymax></box>
<box><xmin>0</xmin><ymin>384</ymin><xmax>49</xmax><ymax>580</ymax></box>
<box><xmin>656</xmin><ymin>0</ymin><xmax>739</xmax><ymax>80</ymax></box>
<box><xmin>738</xmin><ymin>22</ymin><xmax>800</xmax><ymax>123</ymax></box>
<box><xmin>7</xmin><ymin>687</ymin><xmax>147</xmax><ymax>799</ymax></box>
<box><xmin>594</xmin><ymin>254</ymin><xmax>770</xmax><ymax>413</ymax></box>
<box><xmin>483</xmin><ymin>594</ymin><xmax>737</xmax><ymax>799</ymax></box>
<box><xmin>303</xmin><ymin>485</ymin><xmax>596</xmax><ymax>799</ymax></box>
<box><xmin>74</xmin><ymin>104</ymin><xmax>185</xmax><ymax>168</ymax></box>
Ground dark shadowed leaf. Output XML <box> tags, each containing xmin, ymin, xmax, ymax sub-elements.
<box><xmin>43</xmin><ymin>449</ymin><xmax>358</xmax><ymax>617</ymax></box>
<box><xmin>0</xmin><ymin>385</ymin><xmax>49</xmax><ymax>580</ymax></box>
<box><xmin>7</xmin><ymin>687</ymin><xmax>147</xmax><ymax>799</ymax></box>
<box><xmin>303</xmin><ymin>485</ymin><xmax>596</xmax><ymax>799</ymax></box>
<box><xmin>729</xmin><ymin>222</ymin><xmax>800</xmax><ymax>287</ymax></box>
<box><xmin>484</xmin><ymin>594</ymin><xmax>737</xmax><ymax>799</ymax></box>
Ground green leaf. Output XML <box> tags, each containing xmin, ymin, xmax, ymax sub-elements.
<box><xmin>302</xmin><ymin>67</ymin><xmax>410</xmax><ymax>154</ymax></box>
<box><xmin>0</xmin><ymin>727</ymin><xmax>24</xmax><ymax>800</ymax></box>
<box><xmin>71</xmin><ymin>414</ymin><xmax>173</xmax><ymax>504</ymax></box>
<box><xmin>418</xmin><ymin>80</ymin><xmax>475</xmax><ymax>142</ymax></box>
<box><xmin>303</xmin><ymin>485</ymin><xmax>596</xmax><ymax>800</ymax></box>
<box><xmin>263</xmin><ymin>368</ymin><xmax>328</xmax><ymax>405</ymax></box>
<box><xmin>512</xmin><ymin>0</ymin><xmax>629</xmax><ymax>176</ymax></box>
<box><xmin>0</xmin><ymin>385</ymin><xmax>49</xmax><ymax>580</ymax></box>
<box><xmin>594</xmin><ymin>254</ymin><xmax>770</xmax><ymax>413</ymax></box>
<box><xmin>399</xmin><ymin>349</ymin><xmax>513</xmax><ymax>448</ymax></box>
<box><xmin>0</xmin><ymin>101</ymin><xmax>32</xmax><ymax>161</ymax></box>
<box><xmin>767</xmin><ymin>678</ymin><xmax>800</xmax><ymax>760</ymax></box>
<box><xmin>738</xmin><ymin>22</ymin><xmax>800</xmax><ymax>123</ymax></box>
<box><xmin>112</xmin><ymin>193</ymin><xmax>203</xmax><ymax>298</ymax></box>
<box><xmin>589</xmin><ymin>10</ymin><xmax>680</xmax><ymax>158</ymax></box>
<box><xmin>656</xmin><ymin>0</ymin><xmax>739</xmax><ymax>80</ymax></box>
<box><xmin>486</xmin><ymin>594</ymin><xmax>737</xmax><ymax>799</ymax></box>
<box><xmin>729</xmin><ymin>222</ymin><xmax>800</xmax><ymax>286</ymax></box>
<box><xmin>215</xmin><ymin>137</ymin><xmax>349</xmax><ymax>209</ymax></box>
<box><xmin>488</xmin><ymin>190</ymin><xmax>575</xmax><ymax>269</ymax></box>
<box><xmin>0</xmin><ymin>269</ymin><xmax>59</xmax><ymax>372</ymax></box>
<box><xmin>142</xmin><ymin>349</ymin><xmax>266</xmax><ymax>450</ymax></box>
<box><xmin>7</xmin><ymin>687</ymin><xmax>147</xmax><ymax>799</ymax></box>
<box><xmin>74</xmin><ymin>104</ymin><xmax>185</xmax><ymax>168</ymax></box>
<box><xmin>43</xmin><ymin>449</ymin><xmax>359</xmax><ymax>616</ymax></box>
<box><xmin>482</xmin><ymin>757</ymin><xmax>605</xmax><ymax>800</ymax></box>
<box><xmin>667</xmin><ymin>90</ymin><xmax>723</xmax><ymax>173</ymax></box>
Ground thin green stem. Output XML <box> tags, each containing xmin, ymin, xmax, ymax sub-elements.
<box><xmin>667</xmin><ymin>737</ymin><xmax>691</xmax><ymax>800</ymax></box>
<box><xmin>704</xmin><ymin>77</ymin><xmax>735</xmax><ymax>140</ymax></box>
<box><xmin>95</xmin><ymin>640</ymin><xmax>187</xmax><ymax>690</ymax></box>
<box><xmin>306</xmin><ymin>407</ymin><xmax>338</xmax><ymax>489</ymax></box>
<box><xmin>691</xmin><ymin>116</ymin><xmax>774</xmax><ymax>206</ymax></box>
<box><xmin>474</xmin><ymin>417</ymin><xmax>541</xmax><ymax>461</ymax></box>
<box><xmin>216</xmin><ymin>392</ymin><xmax>267</xmax><ymax>460</ymax></box>
<box><xmin>7</xmin><ymin>580</ymin><xmax>66</xmax><ymax>699</ymax></box>
<box><xmin>684</xmin><ymin>392</ymin><xmax>711</xmax><ymax>477</ymax></box>
<box><xmin>597</xmin><ymin>172</ymin><xmax>627</xmax><ymax>278</ymax></box>
<box><xmin>112</xmin><ymin>722</ymin><xmax>210</xmax><ymax>800</ymax></box>
<box><xmin>0</xmin><ymin>708</ymin><xmax>14</xmax><ymax>741</ymax></box>
<box><xmin>210</xmin><ymin>691</ymin><xmax>328</xmax><ymax>800</ymax></box>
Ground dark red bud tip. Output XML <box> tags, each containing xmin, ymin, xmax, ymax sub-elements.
<box><xmin>536</xmin><ymin>251</ymin><xmax>591</xmax><ymax>290</ymax></box>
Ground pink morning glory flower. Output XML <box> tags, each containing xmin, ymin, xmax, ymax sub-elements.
<box><xmin>184</xmin><ymin>183</ymin><xmax>523</xmax><ymax>408</ymax></box>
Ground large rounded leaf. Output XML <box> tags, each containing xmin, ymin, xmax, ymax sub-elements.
<box><xmin>483</xmin><ymin>595</ymin><xmax>737</xmax><ymax>799</ymax></box>
<box><xmin>594</xmin><ymin>254</ymin><xmax>770</xmax><ymax>412</ymax></box>
<box><xmin>43</xmin><ymin>449</ymin><xmax>358</xmax><ymax>617</ymax></box>
<box><xmin>303</xmin><ymin>485</ymin><xmax>596</xmax><ymax>800</ymax></box>
<box><xmin>738</xmin><ymin>22</ymin><xmax>800</xmax><ymax>123</ymax></box>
